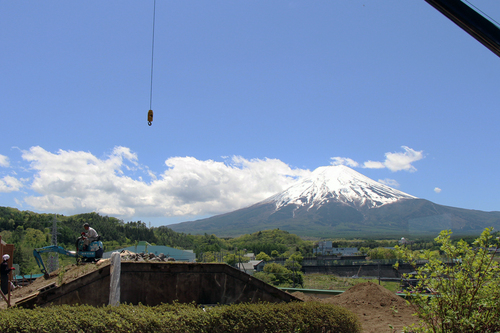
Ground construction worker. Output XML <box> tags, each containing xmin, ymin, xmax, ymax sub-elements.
<box><xmin>81</xmin><ymin>223</ymin><xmax>99</xmax><ymax>251</ymax></box>
<box><xmin>0</xmin><ymin>254</ymin><xmax>14</xmax><ymax>296</ymax></box>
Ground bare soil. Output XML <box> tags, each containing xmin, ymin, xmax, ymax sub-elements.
<box><xmin>293</xmin><ymin>282</ymin><xmax>419</xmax><ymax>333</ymax></box>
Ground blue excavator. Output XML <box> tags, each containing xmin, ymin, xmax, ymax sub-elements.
<box><xmin>33</xmin><ymin>235</ymin><xmax>104</xmax><ymax>279</ymax></box>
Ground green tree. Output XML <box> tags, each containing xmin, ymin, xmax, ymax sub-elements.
<box><xmin>367</xmin><ymin>247</ymin><xmax>396</xmax><ymax>259</ymax></box>
<box><xmin>358</xmin><ymin>247</ymin><xmax>370</xmax><ymax>255</ymax></box>
<box><xmin>255</xmin><ymin>251</ymin><xmax>271</xmax><ymax>261</ymax></box>
<box><xmin>0</xmin><ymin>230</ymin><xmax>12</xmax><ymax>243</ymax></box>
<box><xmin>285</xmin><ymin>252</ymin><xmax>303</xmax><ymax>271</ymax></box>
<box><xmin>395</xmin><ymin>228</ymin><xmax>500</xmax><ymax>333</ymax></box>
<box><xmin>25</xmin><ymin>228</ymin><xmax>48</xmax><ymax>248</ymax></box>
<box><xmin>258</xmin><ymin>262</ymin><xmax>304</xmax><ymax>287</ymax></box>
<box><xmin>198</xmin><ymin>252</ymin><xmax>219</xmax><ymax>263</ymax></box>
<box><xmin>223</xmin><ymin>253</ymin><xmax>249</xmax><ymax>266</ymax></box>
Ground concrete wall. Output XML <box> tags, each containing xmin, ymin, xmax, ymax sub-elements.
<box><xmin>17</xmin><ymin>262</ymin><xmax>299</xmax><ymax>308</ymax></box>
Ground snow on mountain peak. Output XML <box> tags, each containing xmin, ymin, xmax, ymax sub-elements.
<box><xmin>265</xmin><ymin>165</ymin><xmax>417</xmax><ymax>211</ymax></box>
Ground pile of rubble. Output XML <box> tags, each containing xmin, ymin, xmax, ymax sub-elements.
<box><xmin>118</xmin><ymin>250</ymin><xmax>176</xmax><ymax>262</ymax></box>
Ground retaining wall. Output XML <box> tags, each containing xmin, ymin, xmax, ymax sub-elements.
<box><xmin>16</xmin><ymin>262</ymin><xmax>299</xmax><ymax>308</ymax></box>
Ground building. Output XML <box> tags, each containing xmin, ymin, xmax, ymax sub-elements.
<box><xmin>313</xmin><ymin>241</ymin><xmax>358</xmax><ymax>256</ymax></box>
<box><xmin>244</xmin><ymin>253</ymin><xmax>256</xmax><ymax>260</ymax></box>
<box><xmin>236</xmin><ymin>260</ymin><xmax>266</xmax><ymax>275</ymax></box>
<box><xmin>103</xmin><ymin>241</ymin><xmax>196</xmax><ymax>262</ymax></box>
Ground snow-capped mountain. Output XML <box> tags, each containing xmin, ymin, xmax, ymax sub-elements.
<box><xmin>265</xmin><ymin>165</ymin><xmax>416</xmax><ymax>212</ymax></box>
<box><xmin>169</xmin><ymin>165</ymin><xmax>500</xmax><ymax>238</ymax></box>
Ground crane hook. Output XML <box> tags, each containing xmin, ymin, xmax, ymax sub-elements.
<box><xmin>148</xmin><ymin>109</ymin><xmax>153</xmax><ymax>126</ymax></box>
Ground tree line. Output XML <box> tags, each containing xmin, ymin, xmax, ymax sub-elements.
<box><xmin>3</xmin><ymin>206</ymin><xmax>487</xmax><ymax>276</ymax></box>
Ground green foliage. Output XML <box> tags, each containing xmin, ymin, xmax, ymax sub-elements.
<box><xmin>190</xmin><ymin>233</ymin><xmax>227</xmax><ymax>255</ymax></box>
<box><xmin>395</xmin><ymin>228</ymin><xmax>500</xmax><ymax>333</ymax></box>
<box><xmin>284</xmin><ymin>252</ymin><xmax>303</xmax><ymax>273</ymax></box>
<box><xmin>24</xmin><ymin>228</ymin><xmax>47</xmax><ymax>247</ymax></box>
<box><xmin>287</xmin><ymin>252</ymin><xmax>303</xmax><ymax>264</ymax></box>
<box><xmin>302</xmin><ymin>273</ymin><xmax>400</xmax><ymax>292</ymax></box>
<box><xmin>229</xmin><ymin>229</ymin><xmax>313</xmax><ymax>258</ymax></box>
<box><xmin>367</xmin><ymin>247</ymin><xmax>397</xmax><ymax>260</ymax></box>
<box><xmin>257</xmin><ymin>262</ymin><xmax>304</xmax><ymax>287</ymax></box>
<box><xmin>0</xmin><ymin>302</ymin><xmax>361</xmax><ymax>333</ymax></box>
<box><xmin>223</xmin><ymin>253</ymin><xmax>250</xmax><ymax>266</ymax></box>
<box><xmin>154</xmin><ymin>225</ymin><xmax>196</xmax><ymax>249</ymax></box>
<box><xmin>255</xmin><ymin>251</ymin><xmax>271</xmax><ymax>261</ymax></box>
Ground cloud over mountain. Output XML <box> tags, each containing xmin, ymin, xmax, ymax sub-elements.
<box><xmin>1</xmin><ymin>146</ymin><xmax>423</xmax><ymax>220</ymax></box>
<box><xmin>332</xmin><ymin>146</ymin><xmax>424</xmax><ymax>172</ymax></box>
<box><xmin>16</xmin><ymin>146</ymin><xmax>308</xmax><ymax>218</ymax></box>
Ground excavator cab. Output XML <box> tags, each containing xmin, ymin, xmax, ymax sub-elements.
<box><xmin>75</xmin><ymin>235</ymin><xmax>104</xmax><ymax>263</ymax></box>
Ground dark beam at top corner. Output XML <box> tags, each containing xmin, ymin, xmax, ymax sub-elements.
<box><xmin>425</xmin><ymin>0</ymin><xmax>500</xmax><ymax>57</ymax></box>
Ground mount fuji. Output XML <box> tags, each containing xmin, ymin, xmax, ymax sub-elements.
<box><xmin>169</xmin><ymin>165</ymin><xmax>500</xmax><ymax>238</ymax></box>
<box><xmin>264</xmin><ymin>165</ymin><xmax>416</xmax><ymax>212</ymax></box>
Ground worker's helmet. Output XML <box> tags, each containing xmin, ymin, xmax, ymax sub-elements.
<box><xmin>83</xmin><ymin>223</ymin><xmax>90</xmax><ymax>228</ymax></box>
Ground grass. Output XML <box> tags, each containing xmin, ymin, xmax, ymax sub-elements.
<box><xmin>302</xmin><ymin>273</ymin><xmax>400</xmax><ymax>292</ymax></box>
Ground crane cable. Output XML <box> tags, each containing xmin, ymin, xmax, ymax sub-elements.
<box><xmin>148</xmin><ymin>0</ymin><xmax>156</xmax><ymax>126</ymax></box>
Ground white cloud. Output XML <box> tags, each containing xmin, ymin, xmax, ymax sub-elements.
<box><xmin>0</xmin><ymin>154</ymin><xmax>9</xmax><ymax>167</ymax></box>
<box><xmin>332</xmin><ymin>146</ymin><xmax>424</xmax><ymax>172</ymax></box>
<box><xmin>330</xmin><ymin>157</ymin><xmax>359</xmax><ymax>167</ymax></box>
<box><xmin>378</xmin><ymin>178</ymin><xmax>400</xmax><ymax>188</ymax></box>
<box><xmin>383</xmin><ymin>146</ymin><xmax>424</xmax><ymax>172</ymax></box>
<box><xmin>0</xmin><ymin>176</ymin><xmax>23</xmax><ymax>193</ymax></box>
<box><xmin>363</xmin><ymin>160</ymin><xmax>385</xmax><ymax>169</ymax></box>
<box><xmin>21</xmin><ymin>146</ymin><xmax>309</xmax><ymax>218</ymax></box>
<box><xmin>434</xmin><ymin>187</ymin><xmax>442</xmax><ymax>193</ymax></box>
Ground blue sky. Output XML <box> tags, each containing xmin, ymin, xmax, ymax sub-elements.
<box><xmin>1</xmin><ymin>1</ymin><xmax>499</xmax><ymax>227</ymax></box>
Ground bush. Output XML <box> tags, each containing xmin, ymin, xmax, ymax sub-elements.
<box><xmin>0</xmin><ymin>301</ymin><xmax>361</xmax><ymax>333</ymax></box>
<box><xmin>395</xmin><ymin>227</ymin><xmax>500</xmax><ymax>333</ymax></box>
<box><xmin>260</xmin><ymin>262</ymin><xmax>304</xmax><ymax>287</ymax></box>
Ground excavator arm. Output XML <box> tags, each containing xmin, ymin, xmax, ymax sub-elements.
<box><xmin>33</xmin><ymin>245</ymin><xmax>77</xmax><ymax>279</ymax></box>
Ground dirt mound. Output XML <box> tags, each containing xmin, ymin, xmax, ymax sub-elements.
<box><xmin>294</xmin><ymin>282</ymin><xmax>419</xmax><ymax>333</ymax></box>
<box><xmin>325</xmin><ymin>282</ymin><xmax>418</xmax><ymax>333</ymax></box>
<box><xmin>289</xmin><ymin>291</ymin><xmax>322</xmax><ymax>303</ymax></box>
